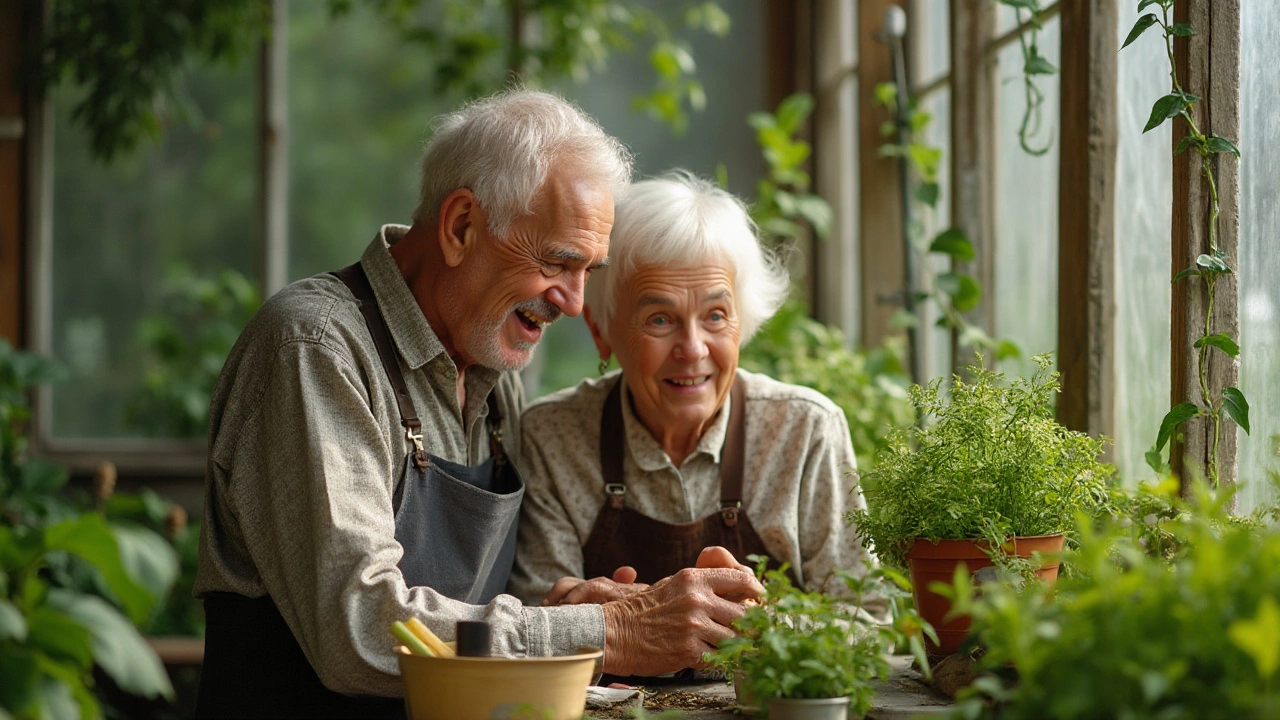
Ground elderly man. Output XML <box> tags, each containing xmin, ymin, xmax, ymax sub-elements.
<box><xmin>193</xmin><ymin>90</ymin><xmax>761</xmax><ymax>719</ymax></box>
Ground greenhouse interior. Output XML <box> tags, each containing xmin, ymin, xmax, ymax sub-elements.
<box><xmin>2</xmin><ymin>0</ymin><xmax>1279</xmax><ymax>718</ymax></box>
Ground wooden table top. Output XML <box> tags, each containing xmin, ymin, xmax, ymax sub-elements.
<box><xmin>587</xmin><ymin>656</ymin><xmax>953</xmax><ymax>719</ymax></box>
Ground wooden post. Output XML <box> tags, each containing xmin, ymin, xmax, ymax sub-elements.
<box><xmin>1170</xmin><ymin>0</ymin><xmax>1241</xmax><ymax>495</ymax></box>
<box><xmin>812</xmin><ymin>0</ymin><xmax>859</xmax><ymax>344</ymax></box>
<box><xmin>1056</xmin><ymin>0</ymin><xmax>1118</xmax><ymax>446</ymax></box>
<box><xmin>948</xmin><ymin>0</ymin><xmax>996</xmax><ymax>369</ymax></box>
<box><xmin>258</xmin><ymin>0</ymin><xmax>289</xmax><ymax>297</ymax></box>
<box><xmin>858</xmin><ymin>0</ymin><xmax>907</xmax><ymax>349</ymax></box>
<box><xmin>0</xmin><ymin>0</ymin><xmax>27</xmax><ymax>347</ymax></box>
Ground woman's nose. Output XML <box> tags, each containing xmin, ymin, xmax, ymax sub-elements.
<box><xmin>672</xmin><ymin>327</ymin><xmax>710</xmax><ymax>362</ymax></box>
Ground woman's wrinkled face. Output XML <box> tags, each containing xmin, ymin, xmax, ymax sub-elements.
<box><xmin>607</xmin><ymin>261</ymin><xmax>741</xmax><ymax>438</ymax></box>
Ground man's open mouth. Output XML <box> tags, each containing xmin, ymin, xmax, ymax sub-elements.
<box><xmin>515</xmin><ymin>308</ymin><xmax>550</xmax><ymax>331</ymax></box>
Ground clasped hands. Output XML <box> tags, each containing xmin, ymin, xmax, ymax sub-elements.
<box><xmin>541</xmin><ymin>547</ymin><xmax>763</xmax><ymax>677</ymax></box>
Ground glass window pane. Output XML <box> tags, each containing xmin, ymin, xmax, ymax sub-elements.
<box><xmin>1237</xmin><ymin>0</ymin><xmax>1280</xmax><ymax>511</ymax></box>
<box><xmin>916</xmin><ymin>86</ymin><xmax>953</xmax><ymax>382</ymax></box>
<box><xmin>287</xmin><ymin>2</ymin><xmax>457</xmax><ymax>281</ymax></box>
<box><xmin>49</xmin><ymin>64</ymin><xmax>257</xmax><ymax>439</ymax></box>
<box><xmin>528</xmin><ymin>2</ymin><xmax>766</xmax><ymax>397</ymax></box>
<box><xmin>1114</xmin><ymin>2</ymin><xmax>1173</xmax><ymax>483</ymax></box>
<box><xmin>993</xmin><ymin>18</ymin><xmax>1060</xmax><ymax>379</ymax></box>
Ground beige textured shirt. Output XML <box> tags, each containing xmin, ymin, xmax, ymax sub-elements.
<box><xmin>195</xmin><ymin>225</ymin><xmax>605</xmax><ymax>697</ymax></box>
<box><xmin>508</xmin><ymin>369</ymin><xmax>873</xmax><ymax>603</ymax></box>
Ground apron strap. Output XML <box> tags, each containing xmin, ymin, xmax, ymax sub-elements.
<box><xmin>332</xmin><ymin>263</ymin><xmax>428</xmax><ymax>470</ymax></box>
<box><xmin>600</xmin><ymin>379</ymin><xmax>628</xmax><ymax>509</ymax></box>
<box><xmin>599</xmin><ymin>375</ymin><xmax>747</xmax><ymax>521</ymax></box>
<box><xmin>719</xmin><ymin>377</ymin><xmax>747</xmax><ymax>527</ymax></box>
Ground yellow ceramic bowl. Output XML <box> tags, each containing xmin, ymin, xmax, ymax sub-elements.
<box><xmin>396</xmin><ymin>646</ymin><xmax>603</xmax><ymax>720</ymax></box>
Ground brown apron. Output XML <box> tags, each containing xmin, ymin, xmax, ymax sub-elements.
<box><xmin>581</xmin><ymin>375</ymin><xmax>796</xmax><ymax>585</ymax></box>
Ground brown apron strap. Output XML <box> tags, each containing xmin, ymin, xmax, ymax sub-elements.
<box><xmin>719</xmin><ymin>376</ymin><xmax>746</xmax><ymax>527</ymax></box>
<box><xmin>599</xmin><ymin>379</ymin><xmax>627</xmax><ymax>509</ymax></box>
<box><xmin>332</xmin><ymin>263</ymin><xmax>428</xmax><ymax>470</ymax></box>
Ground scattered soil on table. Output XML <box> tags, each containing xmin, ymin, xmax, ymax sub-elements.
<box><xmin>588</xmin><ymin>689</ymin><xmax>738</xmax><ymax>718</ymax></box>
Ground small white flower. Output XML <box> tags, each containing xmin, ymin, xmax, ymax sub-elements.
<box><xmin>1144</xmin><ymin>513</ymin><xmax>1159</xmax><ymax>527</ymax></box>
<box><xmin>1139</xmin><ymin>536</ymin><xmax>1149</xmax><ymax>547</ymax></box>
<box><xmin>1119</xmin><ymin>517</ymin><xmax>1133</xmax><ymax>528</ymax></box>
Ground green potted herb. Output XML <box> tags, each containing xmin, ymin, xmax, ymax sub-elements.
<box><xmin>848</xmin><ymin>355</ymin><xmax>1110</xmax><ymax>655</ymax></box>
<box><xmin>705</xmin><ymin>559</ymin><xmax>931</xmax><ymax>719</ymax></box>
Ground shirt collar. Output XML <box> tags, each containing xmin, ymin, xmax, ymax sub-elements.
<box><xmin>618</xmin><ymin>373</ymin><xmax>733</xmax><ymax>471</ymax></box>
<box><xmin>360</xmin><ymin>225</ymin><xmax>447</xmax><ymax>371</ymax></box>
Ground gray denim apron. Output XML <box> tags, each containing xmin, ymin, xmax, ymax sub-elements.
<box><xmin>195</xmin><ymin>262</ymin><xmax>524</xmax><ymax>719</ymax></box>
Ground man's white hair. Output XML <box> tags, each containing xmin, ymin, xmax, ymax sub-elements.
<box><xmin>585</xmin><ymin>171</ymin><xmax>791</xmax><ymax>344</ymax></box>
<box><xmin>413</xmin><ymin>88</ymin><xmax>632</xmax><ymax>236</ymax></box>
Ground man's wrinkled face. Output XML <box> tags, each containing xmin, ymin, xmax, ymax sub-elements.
<box><xmin>449</xmin><ymin>169</ymin><xmax>613</xmax><ymax>371</ymax></box>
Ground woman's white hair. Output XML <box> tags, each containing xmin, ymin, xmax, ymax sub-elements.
<box><xmin>586</xmin><ymin>171</ymin><xmax>791</xmax><ymax>344</ymax></box>
<box><xmin>413</xmin><ymin>88</ymin><xmax>632</xmax><ymax>236</ymax></box>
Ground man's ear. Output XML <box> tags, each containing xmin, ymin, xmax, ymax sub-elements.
<box><xmin>437</xmin><ymin>189</ymin><xmax>483</xmax><ymax>268</ymax></box>
<box><xmin>584</xmin><ymin>305</ymin><xmax>613</xmax><ymax>361</ymax></box>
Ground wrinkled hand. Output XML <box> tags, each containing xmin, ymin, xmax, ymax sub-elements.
<box><xmin>542</xmin><ymin>566</ymin><xmax>649</xmax><ymax>606</ymax></box>
<box><xmin>600</xmin><ymin>566</ymin><xmax>763</xmax><ymax>677</ymax></box>
<box><xmin>695</xmin><ymin>546</ymin><xmax>752</xmax><ymax>573</ymax></box>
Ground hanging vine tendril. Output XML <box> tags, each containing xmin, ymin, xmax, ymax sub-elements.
<box><xmin>998</xmin><ymin>0</ymin><xmax>1057</xmax><ymax>156</ymax></box>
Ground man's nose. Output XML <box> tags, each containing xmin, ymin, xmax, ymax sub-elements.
<box><xmin>545</xmin><ymin>270</ymin><xmax>587</xmax><ymax>317</ymax></box>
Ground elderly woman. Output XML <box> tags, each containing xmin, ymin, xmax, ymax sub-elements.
<box><xmin>508</xmin><ymin>172</ymin><xmax>873</xmax><ymax>605</ymax></box>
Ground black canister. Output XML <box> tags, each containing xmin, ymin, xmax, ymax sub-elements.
<box><xmin>455</xmin><ymin>621</ymin><xmax>492</xmax><ymax>657</ymax></box>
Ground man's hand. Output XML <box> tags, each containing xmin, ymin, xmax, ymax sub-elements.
<box><xmin>542</xmin><ymin>566</ymin><xmax>649</xmax><ymax>606</ymax></box>
<box><xmin>600</xmin><ymin>566</ymin><xmax>763</xmax><ymax>677</ymax></box>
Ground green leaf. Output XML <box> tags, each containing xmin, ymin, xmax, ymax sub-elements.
<box><xmin>44</xmin><ymin>514</ymin><xmax>155</xmax><ymax>624</ymax></box>
<box><xmin>48</xmin><ymin>590</ymin><xmax>174</xmax><ymax>701</ymax></box>
<box><xmin>1123</xmin><ymin>14</ymin><xmax>1160</xmax><ymax>50</ymax></box>
<box><xmin>1193</xmin><ymin>333</ymin><xmax>1240</xmax><ymax>358</ymax></box>
<box><xmin>1156</xmin><ymin>403</ymin><xmax>1201</xmax><ymax>453</ymax></box>
<box><xmin>794</xmin><ymin>195</ymin><xmax>833</xmax><ymax>239</ymax></box>
<box><xmin>111</xmin><ymin>524</ymin><xmax>180</xmax><ymax>610</ymax></box>
<box><xmin>774</xmin><ymin>93</ymin><xmax>814</xmax><ymax>135</ymax></box>
<box><xmin>914</xmin><ymin>182</ymin><xmax>940</xmax><ymax>208</ymax></box>
<box><xmin>936</xmin><ymin>272</ymin><xmax>961</xmax><ymax>296</ymax></box>
<box><xmin>953</xmin><ymin>276</ymin><xmax>982</xmax><ymax>312</ymax></box>
<box><xmin>0</xmin><ymin>598</ymin><xmax>26</xmax><ymax>642</ymax></box>
<box><xmin>1172</xmin><ymin>266</ymin><xmax>1200</xmax><ymax>284</ymax></box>
<box><xmin>907</xmin><ymin>144</ymin><xmax>943</xmax><ymax>180</ymax></box>
<box><xmin>35</xmin><ymin>677</ymin><xmax>78</xmax><ymax>720</ymax></box>
<box><xmin>1170</xmin><ymin>23</ymin><xmax>1195</xmax><ymax>36</ymax></box>
<box><xmin>929</xmin><ymin>228</ymin><xmax>976</xmax><ymax>262</ymax></box>
<box><xmin>1175</xmin><ymin>135</ymin><xmax>1202</xmax><ymax>155</ymax></box>
<box><xmin>1025</xmin><ymin>53</ymin><xmax>1057</xmax><ymax>76</ymax></box>
<box><xmin>1144</xmin><ymin>93</ymin><xmax>1186</xmax><ymax>133</ymax></box>
<box><xmin>1230</xmin><ymin>595</ymin><xmax>1280</xmax><ymax>679</ymax></box>
<box><xmin>1222</xmin><ymin>387</ymin><xmax>1251</xmax><ymax>435</ymax></box>
<box><xmin>874</xmin><ymin>82</ymin><xmax>897</xmax><ymax>110</ymax></box>
<box><xmin>1196</xmin><ymin>253</ymin><xmax>1232</xmax><ymax>274</ymax></box>
<box><xmin>1146</xmin><ymin>447</ymin><xmax>1167</xmax><ymax>474</ymax></box>
<box><xmin>995</xmin><ymin>340</ymin><xmax>1021</xmax><ymax>361</ymax></box>
<box><xmin>33</xmin><ymin>655</ymin><xmax>100</xmax><ymax>720</ymax></box>
<box><xmin>1137</xmin><ymin>0</ymin><xmax>1172</xmax><ymax>10</ymax></box>
<box><xmin>1205</xmin><ymin>134</ymin><xmax>1241</xmax><ymax>157</ymax></box>
<box><xmin>0</xmin><ymin>647</ymin><xmax>39</xmax><ymax>714</ymax></box>
<box><xmin>26</xmin><ymin>605</ymin><xmax>94</xmax><ymax>669</ymax></box>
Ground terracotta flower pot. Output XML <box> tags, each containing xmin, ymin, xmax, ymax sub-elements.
<box><xmin>905</xmin><ymin>533</ymin><xmax>1065</xmax><ymax>655</ymax></box>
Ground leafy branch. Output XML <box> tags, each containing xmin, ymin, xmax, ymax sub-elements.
<box><xmin>874</xmin><ymin>83</ymin><xmax>1020</xmax><ymax>365</ymax></box>
<box><xmin>1126</xmin><ymin>0</ymin><xmax>1250</xmax><ymax>486</ymax></box>
<box><xmin>996</xmin><ymin>0</ymin><xmax>1058</xmax><ymax>156</ymax></box>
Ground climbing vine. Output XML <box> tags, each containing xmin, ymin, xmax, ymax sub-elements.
<box><xmin>1126</xmin><ymin>0</ymin><xmax>1251</xmax><ymax>486</ymax></box>
<box><xmin>996</xmin><ymin>0</ymin><xmax>1058</xmax><ymax>156</ymax></box>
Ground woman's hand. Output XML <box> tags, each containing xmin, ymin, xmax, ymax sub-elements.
<box><xmin>541</xmin><ymin>566</ymin><xmax>649</xmax><ymax>606</ymax></box>
<box><xmin>695</xmin><ymin>546</ymin><xmax>752</xmax><ymax>573</ymax></box>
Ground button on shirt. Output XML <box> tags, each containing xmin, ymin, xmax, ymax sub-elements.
<box><xmin>194</xmin><ymin>225</ymin><xmax>605</xmax><ymax>697</ymax></box>
<box><xmin>508</xmin><ymin>369</ymin><xmax>873</xmax><ymax>603</ymax></box>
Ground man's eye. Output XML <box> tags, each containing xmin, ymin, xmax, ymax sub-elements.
<box><xmin>540</xmin><ymin>264</ymin><xmax>562</xmax><ymax>277</ymax></box>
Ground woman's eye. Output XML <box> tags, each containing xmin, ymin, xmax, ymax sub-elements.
<box><xmin>709</xmin><ymin>311</ymin><xmax>724</xmax><ymax>322</ymax></box>
<box><xmin>651</xmin><ymin>316</ymin><xmax>669</xmax><ymax>327</ymax></box>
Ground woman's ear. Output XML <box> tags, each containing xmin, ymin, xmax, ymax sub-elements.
<box><xmin>584</xmin><ymin>305</ymin><xmax>612</xmax><ymax>360</ymax></box>
<box><xmin>437</xmin><ymin>189</ymin><xmax>482</xmax><ymax>268</ymax></box>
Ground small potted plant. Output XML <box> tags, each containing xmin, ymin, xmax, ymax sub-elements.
<box><xmin>848</xmin><ymin>355</ymin><xmax>1111</xmax><ymax>655</ymax></box>
<box><xmin>705</xmin><ymin>558</ymin><xmax>931</xmax><ymax>719</ymax></box>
